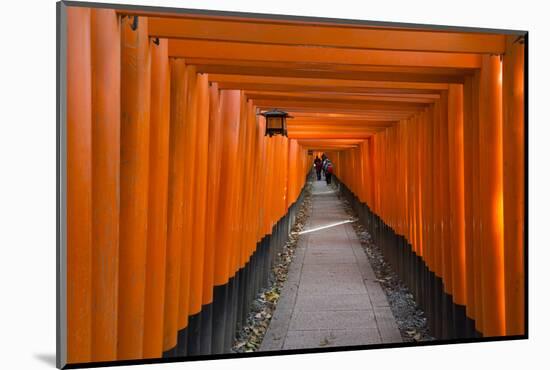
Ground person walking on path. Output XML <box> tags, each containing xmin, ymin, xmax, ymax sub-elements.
<box><xmin>321</xmin><ymin>154</ymin><xmax>327</xmax><ymax>177</ymax></box>
<box><xmin>325</xmin><ymin>160</ymin><xmax>334</xmax><ymax>185</ymax></box>
<box><xmin>314</xmin><ymin>156</ymin><xmax>322</xmax><ymax>180</ymax></box>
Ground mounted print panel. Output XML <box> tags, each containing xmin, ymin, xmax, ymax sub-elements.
<box><xmin>57</xmin><ymin>1</ymin><xmax>527</xmax><ymax>368</ymax></box>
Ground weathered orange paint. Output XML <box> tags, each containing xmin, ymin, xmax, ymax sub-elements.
<box><xmin>232</xmin><ymin>92</ymin><xmax>249</xmax><ymax>271</ymax></box>
<box><xmin>143</xmin><ymin>38</ymin><xmax>170</xmax><ymax>358</ymax></box>
<box><xmin>203</xmin><ymin>82</ymin><xmax>222</xmax><ymax>305</ymax></box>
<box><xmin>478</xmin><ymin>55</ymin><xmax>505</xmax><ymax>336</ymax></box>
<box><xmin>214</xmin><ymin>90</ymin><xmax>241</xmax><ymax>286</ymax></box>
<box><xmin>189</xmin><ymin>73</ymin><xmax>210</xmax><ymax>316</ymax></box>
<box><xmin>90</xmin><ymin>8</ymin><xmax>120</xmax><ymax>361</ymax></box>
<box><xmin>67</xmin><ymin>6</ymin><xmax>93</xmax><ymax>363</ymax></box>
<box><xmin>502</xmin><ymin>36</ymin><xmax>525</xmax><ymax>336</ymax></box>
<box><xmin>168</xmin><ymin>39</ymin><xmax>481</xmax><ymax>69</ymax></box>
<box><xmin>462</xmin><ymin>75</ymin><xmax>477</xmax><ymax>320</ymax></box>
<box><xmin>439</xmin><ymin>91</ymin><xmax>453</xmax><ymax>295</ymax></box>
<box><xmin>209</xmin><ymin>74</ymin><xmax>449</xmax><ymax>91</ymax></box>
<box><xmin>163</xmin><ymin>58</ymin><xmax>188</xmax><ymax>351</ymax></box>
<box><xmin>431</xmin><ymin>106</ymin><xmax>442</xmax><ymax>278</ymax></box>
<box><xmin>447</xmin><ymin>84</ymin><xmax>467</xmax><ymax>306</ymax></box>
<box><xmin>178</xmin><ymin>66</ymin><xmax>198</xmax><ymax>330</ymax></box>
<box><xmin>471</xmin><ymin>70</ymin><xmax>484</xmax><ymax>332</ymax></box>
<box><xmin>118</xmin><ymin>15</ymin><xmax>151</xmax><ymax>360</ymax></box>
<box><xmin>246</xmin><ymin>91</ymin><xmax>437</xmax><ymax>104</ymax></box>
<box><xmin>149</xmin><ymin>16</ymin><xmax>505</xmax><ymax>54</ymax></box>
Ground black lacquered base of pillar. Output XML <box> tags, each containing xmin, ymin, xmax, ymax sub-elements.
<box><xmin>187</xmin><ymin>312</ymin><xmax>201</xmax><ymax>355</ymax></box>
<box><xmin>200</xmin><ymin>303</ymin><xmax>213</xmax><ymax>355</ymax></box>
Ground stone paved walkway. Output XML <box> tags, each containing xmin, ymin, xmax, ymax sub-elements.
<box><xmin>261</xmin><ymin>179</ymin><xmax>402</xmax><ymax>351</ymax></box>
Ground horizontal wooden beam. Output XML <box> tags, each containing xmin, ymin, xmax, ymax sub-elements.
<box><xmin>208</xmin><ymin>74</ymin><xmax>449</xmax><ymax>90</ymax></box>
<box><xmin>253</xmin><ymin>95</ymin><xmax>426</xmax><ymax>108</ymax></box>
<box><xmin>150</xmin><ymin>17</ymin><xmax>505</xmax><ymax>54</ymax></box>
<box><xmin>197</xmin><ymin>64</ymin><xmax>465</xmax><ymax>83</ymax></box>
<box><xmin>287</xmin><ymin>112</ymin><xmax>402</xmax><ymax>120</ymax></box>
<box><xmin>289</xmin><ymin>125</ymin><xmax>389</xmax><ymax>131</ymax></box>
<box><xmin>219</xmin><ymin>82</ymin><xmax>443</xmax><ymax>95</ymax></box>
<box><xmin>245</xmin><ymin>91</ymin><xmax>438</xmax><ymax>104</ymax></box>
<box><xmin>280</xmin><ymin>107</ymin><xmax>415</xmax><ymax>118</ymax></box>
<box><xmin>292</xmin><ymin>133</ymin><xmax>373</xmax><ymax>139</ymax></box>
<box><xmin>290</xmin><ymin>119</ymin><xmax>395</xmax><ymax>126</ymax></box>
<box><xmin>297</xmin><ymin>138</ymin><xmax>366</xmax><ymax>143</ymax></box>
<box><xmin>169</xmin><ymin>39</ymin><xmax>481</xmax><ymax>69</ymax></box>
<box><xmin>289</xmin><ymin>127</ymin><xmax>385</xmax><ymax>132</ymax></box>
<box><xmin>186</xmin><ymin>58</ymin><xmax>470</xmax><ymax>75</ymax></box>
<box><xmin>295</xmin><ymin>143</ymin><xmax>361</xmax><ymax>147</ymax></box>
<box><xmin>247</xmin><ymin>90</ymin><xmax>441</xmax><ymax>99</ymax></box>
<box><xmin>253</xmin><ymin>99</ymin><xmax>422</xmax><ymax>113</ymax></box>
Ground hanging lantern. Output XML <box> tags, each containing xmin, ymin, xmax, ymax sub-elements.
<box><xmin>259</xmin><ymin>109</ymin><xmax>292</xmax><ymax>137</ymax></box>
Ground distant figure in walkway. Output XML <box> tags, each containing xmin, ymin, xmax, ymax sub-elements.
<box><xmin>321</xmin><ymin>154</ymin><xmax>327</xmax><ymax>177</ymax></box>
<box><xmin>314</xmin><ymin>156</ymin><xmax>322</xmax><ymax>180</ymax></box>
<box><xmin>325</xmin><ymin>160</ymin><xmax>333</xmax><ymax>185</ymax></box>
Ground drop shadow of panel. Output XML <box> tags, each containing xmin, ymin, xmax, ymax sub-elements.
<box><xmin>34</xmin><ymin>353</ymin><xmax>57</xmax><ymax>367</ymax></box>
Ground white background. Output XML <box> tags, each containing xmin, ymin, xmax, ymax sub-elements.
<box><xmin>0</xmin><ymin>0</ymin><xmax>546</xmax><ymax>368</ymax></box>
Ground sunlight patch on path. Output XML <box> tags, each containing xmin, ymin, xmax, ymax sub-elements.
<box><xmin>296</xmin><ymin>219</ymin><xmax>356</xmax><ymax>235</ymax></box>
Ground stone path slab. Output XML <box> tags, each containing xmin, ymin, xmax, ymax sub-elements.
<box><xmin>261</xmin><ymin>180</ymin><xmax>402</xmax><ymax>351</ymax></box>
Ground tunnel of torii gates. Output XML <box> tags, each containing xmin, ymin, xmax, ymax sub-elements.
<box><xmin>63</xmin><ymin>4</ymin><xmax>525</xmax><ymax>365</ymax></box>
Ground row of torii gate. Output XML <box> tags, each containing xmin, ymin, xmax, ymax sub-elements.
<box><xmin>61</xmin><ymin>2</ymin><xmax>525</xmax><ymax>366</ymax></box>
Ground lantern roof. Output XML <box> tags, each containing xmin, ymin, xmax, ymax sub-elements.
<box><xmin>260</xmin><ymin>109</ymin><xmax>292</xmax><ymax>118</ymax></box>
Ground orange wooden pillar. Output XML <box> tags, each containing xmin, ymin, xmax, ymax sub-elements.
<box><xmin>202</xmin><ymin>82</ymin><xmax>222</xmax><ymax>354</ymax></box>
<box><xmin>163</xmin><ymin>58</ymin><xmax>188</xmax><ymax>353</ymax></box>
<box><xmin>66</xmin><ymin>6</ymin><xmax>92</xmax><ymax>364</ymax></box>
<box><xmin>287</xmin><ymin>140</ymin><xmax>298</xmax><ymax>205</ymax></box>
<box><xmin>244</xmin><ymin>101</ymin><xmax>260</xmax><ymax>254</ymax></box>
<box><xmin>248</xmin><ymin>100</ymin><xmax>258</xmax><ymax>244</ymax></box>
<box><xmin>279</xmin><ymin>137</ymin><xmax>289</xmax><ymax>212</ymax></box>
<box><xmin>400</xmin><ymin>122</ymin><xmax>408</xmax><ymax>240</ymax></box>
<box><xmin>373</xmin><ymin>136</ymin><xmax>380</xmax><ymax>216</ymax></box>
<box><xmin>431</xmin><ymin>102</ymin><xmax>443</xmax><ymax>282</ymax></box>
<box><xmin>478</xmin><ymin>55</ymin><xmax>505</xmax><ymax>337</ymax></box>
<box><xmin>118</xmin><ymin>15</ymin><xmax>152</xmax><ymax>360</ymax></box>
<box><xmin>90</xmin><ymin>8</ymin><xmax>120</xmax><ymax>361</ymax></box>
<box><xmin>187</xmin><ymin>73</ymin><xmax>210</xmax><ymax>354</ymax></box>
<box><xmin>263</xmin><ymin>125</ymin><xmax>276</xmax><ymax>236</ymax></box>
<box><xmin>232</xmin><ymin>93</ymin><xmax>249</xmax><ymax>277</ymax></box>
<box><xmin>365</xmin><ymin>140</ymin><xmax>371</xmax><ymax>206</ymax></box>
<box><xmin>424</xmin><ymin>109</ymin><xmax>434</xmax><ymax>282</ymax></box>
<box><xmin>214</xmin><ymin>91</ymin><xmax>241</xmax><ymax>288</ymax></box>
<box><xmin>404</xmin><ymin>119</ymin><xmax>413</xmax><ymax>247</ymax></box>
<box><xmin>471</xmin><ymin>71</ymin><xmax>484</xmax><ymax>333</ymax></box>
<box><xmin>439</xmin><ymin>91</ymin><xmax>453</xmax><ymax>299</ymax></box>
<box><xmin>230</xmin><ymin>92</ymin><xmax>248</xmax><ymax>348</ymax></box>
<box><xmin>502</xmin><ymin>35</ymin><xmax>525</xmax><ymax>336</ymax></box>
<box><xmin>399</xmin><ymin>124</ymin><xmax>406</xmax><ymax>238</ymax></box>
<box><xmin>359</xmin><ymin>142</ymin><xmax>368</xmax><ymax>205</ymax></box>
<box><xmin>412</xmin><ymin>117</ymin><xmax>421</xmax><ymax>260</ymax></box>
<box><xmin>447</xmin><ymin>84</ymin><xmax>467</xmax><ymax>309</ymax></box>
<box><xmin>255</xmin><ymin>115</ymin><xmax>269</xmax><ymax>242</ymax></box>
<box><xmin>462</xmin><ymin>75</ymin><xmax>477</xmax><ymax>323</ymax></box>
<box><xmin>143</xmin><ymin>38</ymin><xmax>170</xmax><ymax>359</ymax></box>
<box><xmin>417</xmin><ymin>113</ymin><xmax>428</xmax><ymax>259</ymax></box>
<box><xmin>178</xmin><ymin>66</ymin><xmax>199</xmax><ymax>346</ymax></box>
<box><xmin>212</xmin><ymin>90</ymin><xmax>241</xmax><ymax>352</ymax></box>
